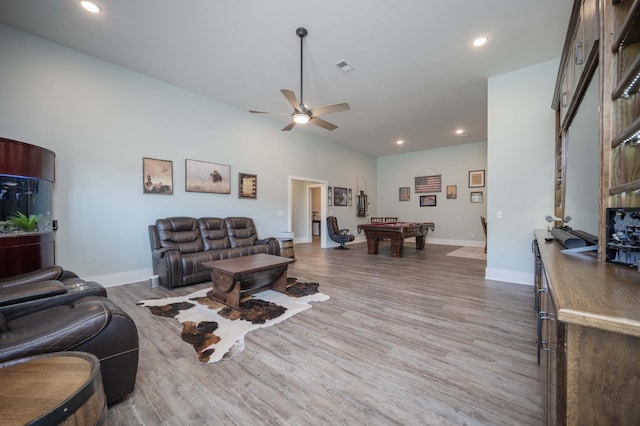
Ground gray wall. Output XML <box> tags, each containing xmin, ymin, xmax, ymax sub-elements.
<box><xmin>486</xmin><ymin>59</ymin><xmax>559</xmax><ymax>284</ymax></box>
<box><xmin>0</xmin><ymin>24</ymin><xmax>564</xmax><ymax>287</ymax></box>
<box><xmin>0</xmin><ymin>25</ymin><xmax>376</xmax><ymax>285</ymax></box>
<box><xmin>376</xmin><ymin>141</ymin><xmax>487</xmax><ymax>246</ymax></box>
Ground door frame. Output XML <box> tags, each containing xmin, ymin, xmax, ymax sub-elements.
<box><xmin>288</xmin><ymin>175</ymin><xmax>328</xmax><ymax>248</ymax></box>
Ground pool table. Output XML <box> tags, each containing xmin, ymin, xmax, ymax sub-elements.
<box><xmin>356</xmin><ymin>221</ymin><xmax>435</xmax><ymax>257</ymax></box>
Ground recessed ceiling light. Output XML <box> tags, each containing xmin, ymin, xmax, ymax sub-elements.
<box><xmin>455</xmin><ymin>129</ymin><xmax>465</xmax><ymax>135</ymax></box>
<box><xmin>80</xmin><ymin>1</ymin><xmax>101</xmax><ymax>13</ymax></box>
<box><xmin>396</xmin><ymin>140</ymin><xmax>404</xmax><ymax>145</ymax></box>
<box><xmin>472</xmin><ymin>36</ymin><xmax>488</xmax><ymax>47</ymax></box>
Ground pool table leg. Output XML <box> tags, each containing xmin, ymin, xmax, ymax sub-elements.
<box><xmin>415</xmin><ymin>234</ymin><xmax>426</xmax><ymax>250</ymax></box>
<box><xmin>366</xmin><ymin>237</ymin><xmax>380</xmax><ymax>254</ymax></box>
<box><xmin>390</xmin><ymin>238</ymin><xmax>403</xmax><ymax>257</ymax></box>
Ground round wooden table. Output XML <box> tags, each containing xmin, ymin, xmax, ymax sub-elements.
<box><xmin>0</xmin><ymin>352</ymin><xmax>107</xmax><ymax>425</ymax></box>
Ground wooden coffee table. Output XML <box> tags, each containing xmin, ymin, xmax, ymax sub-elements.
<box><xmin>203</xmin><ymin>254</ymin><xmax>296</xmax><ymax>308</ymax></box>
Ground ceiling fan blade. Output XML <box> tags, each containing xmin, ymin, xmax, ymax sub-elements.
<box><xmin>249</xmin><ymin>110</ymin><xmax>290</xmax><ymax>116</ymax></box>
<box><xmin>309</xmin><ymin>102</ymin><xmax>350</xmax><ymax>117</ymax></box>
<box><xmin>282</xmin><ymin>121</ymin><xmax>296</xmax><ymax>131</ymax></box>
<box><xmin>309</xmin><ymin>116</ymin><xmax>338</xmax><ymax>131</ymax></box>
<box><xmin>281</xmin><ymin>89</ymin><xmax>302</xmax><ymax>112</ymax></box>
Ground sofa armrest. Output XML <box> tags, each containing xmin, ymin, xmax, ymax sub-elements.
<box><xmin>255</xmin><ymin>237</ymin><xmax>276</xmax><ymax>245</ymax></box>
<box><xmin>0</xmin><ymin>296</ymin><xmax>112</xmax><ymax>363</ymax></box>
<box><xmin>0</xmin><ymin>266</ymin><xmax>64</xmax><ymax>288</ymax></box>
<box><xmin>0</xmin><ymin>280</ymin><xmax>67</xmax><ymax>307</ymax></box>
<box><xmin>152</xmin><ymin>247</ymin><xmax>179</xmax><ymax>259</ymax></box>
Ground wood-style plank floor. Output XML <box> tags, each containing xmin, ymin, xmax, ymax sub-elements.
<box><xmin>106</xmin><ymin>240</ymin><xmax>541</xmax><ymax>425</ymax></box>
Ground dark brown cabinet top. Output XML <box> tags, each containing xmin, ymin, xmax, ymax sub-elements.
<box><xmin>535</xmin><ymin>229</ymin><xmax>640</xmax><ymax>337</ymax></box>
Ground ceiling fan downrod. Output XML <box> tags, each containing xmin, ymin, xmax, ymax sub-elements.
<box><xmin>296</xmin><ymin>27</ymin><xmax>307</xmax><ymax>110</ymax></box>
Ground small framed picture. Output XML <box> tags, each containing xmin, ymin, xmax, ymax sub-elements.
<box><xmin>238</xmin><ymin>173</ymin><xmax>257</xmax><ymax>199</ymax></box>
<box><xmin>328</xmin><ymin>186</ymin><xmax>333</xmax><ymax>206</ymax></box>
<box><xmin>143</xmin><ymin>157</ymin><xmax>173</xmax><ymax>195</ymax></box>
<box><xmin>470</xmin><ymin>191</ymin><xmax>483</xmax><ymax>203</ymax></box>
<box><xmin>446</xmin><ymin>185</ymin><xmax>457</xmax><ymax>199</ymax></box>
<box><xmin>399</xmin><ymin>187</ymin><xmax>410</xmax><ymax>201</ymax></box>
<box><xmin>420</xmin><ymin>195</ymin><xmax>437</xmax><ymax>207</ymax></box>
<box><xmin>334</xmin><ymin>187</ymin><xmax>348</xmax><ymax>206</ymax></box>
<box><xmin>468</xmin><ymin>170</ymin><xmax>485</xmax><ymax>188</ymax></box>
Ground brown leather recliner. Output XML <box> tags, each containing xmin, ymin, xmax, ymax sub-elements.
<box><xmin>0</xmin><ymin>266</ymin><xmax>138</xmax><ymax>404</ymax></box>
<box><xmin>0</xmin><ymin>265</ymin><xmax>107</xmax><ymax>319</ymax></box>
<box><xmin>0</xmin><ymin>295</ymin><xmax>139</xmax><ymax>404</ymax></box>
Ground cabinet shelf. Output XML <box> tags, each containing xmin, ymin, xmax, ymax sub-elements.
<box><xmin>612</xmin><ymin>51</ymin><xmax>640</xmax><ymax>98</ymax></box>
<box><xmin>611</xmin><ymin>114</ymin><xmax>640</xmax><ymax>148</ymax></box>
<box><xmin>611</xmin><ymin>0</ymin><xmax>640</xmax><ymax>53</ymax></box>
<box><xmin>609</xmin><ymin>178</ymin><xmax>640</xmax><ymax>194</ymax></box>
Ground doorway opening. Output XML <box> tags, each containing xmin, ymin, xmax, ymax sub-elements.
<box><xmin>288</xmin><ymin>176</ymin><xmax>328</xmax><ymax>248</ymax></box>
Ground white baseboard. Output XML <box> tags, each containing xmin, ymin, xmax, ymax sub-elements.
<box><xmin>485</xmin><ymin>267</ymin><xmax>533</xmax><ymax>286</ymax></box>
<box><xmin>84</xmin><ymin>268</ymin><xmax>153</xmax><ymax>288</ymax></box>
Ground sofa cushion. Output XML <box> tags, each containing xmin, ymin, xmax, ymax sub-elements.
<box><xmin>198</xmin><ymin>218</ymin><xmax>231</xmax><ymax>250</ymax></box>
<box><xmin>225</xmin><ymin>217</ymin><xmax>259</xmax><ymax>248</ymax></box>
<box><xmin>181</xmin><ymin>251</ymin><xmax>223</xmax><ymax>276</ymax></box>
<box><xmin>156</xmin><ymin>217</ymin><xmax>204</xmax><ymax>253</ymax></box>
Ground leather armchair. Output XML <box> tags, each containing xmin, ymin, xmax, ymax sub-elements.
<box><xmin>0</xmin><ymin>266</ymin><xmax>106</xmax><ymax>319</ymax></box>
<box><xmin>0</xmin><ymin>295</ymin><xmax>139</xmax><ymax>404</ymax></box>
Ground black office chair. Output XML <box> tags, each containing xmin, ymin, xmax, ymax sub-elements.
<box><xmin>327</xmin><ymin>216</ymin><xmax>355</xmax><ymax>249</ymax></box>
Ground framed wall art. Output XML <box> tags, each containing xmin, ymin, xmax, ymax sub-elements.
<box><xmin>470</xmin><ymin>191</ymin><xmax>483</xmax><ymax>203</ymax></box>
<box><xmin>334</xmin><ymin>187</ymin><xmax>348</xmax><ymax>206</ymax></box>
<box><xmin>415</xmin><ymin>175</ymin><xmax>442</xmax><ymax>193</ymax></box>
<box><xmin>328</xmin><ymin>186</ymin><xmax>332</xmax><ymax>206</ymax></box>
<box><xmin>238</xmin><ymin>173</ymin><xmax>257</xmax><ymax>199</ymax></box>
<box><xmin>468</xmin><ymin>170</ymin><xmax>485</xmax><ymax>188</ymax></box>
<box><xmin>446</xmin><ymin>185</ymin><xmax>457</xmax><ymax>199</ymax></box>
<box><xmin>399</xmin><ymin>187</ymin><xmax>410</xmax><ymax>201</ymax></box>
<box><xmin>185</xmin><ymin>159</ymin><xmax>231</xmax><ymax>194</ymax></box>
<box><xmin>143</xmin><ymin>157</ymin><xmax>173</xmax><ymax>195</ymax></box>
<box><xmin>348</xmin><ymin>188</ymin><xmax>353</xmax><ymax>206</ymax></box>
<box><xmin>420</xmin><ymin>195</ymin><xmax>437</xmax><ymax>207</ymax></box>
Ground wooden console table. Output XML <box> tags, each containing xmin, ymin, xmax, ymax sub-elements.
<box><xmin>0</xmin><ymin>352</ymin><xmax>107</xmax><ymax>426</ymax></box>
<box><xmin>203</xmin><ymin>254</ymin><xmax>296</xmax><ymax>308</ymax></box>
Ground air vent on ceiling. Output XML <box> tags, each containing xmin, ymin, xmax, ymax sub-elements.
<box><xmin>334</xmin><ymin>60</ymin><xmax>354</xmax><ymax>73</ymax></box>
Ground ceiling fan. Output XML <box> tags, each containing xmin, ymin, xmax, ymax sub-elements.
<box><xmin>249</xmin><ymin>27</ymin><xmax>350</xmax><ymax>131</ymax></box>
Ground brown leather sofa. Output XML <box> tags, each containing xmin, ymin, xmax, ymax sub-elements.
<box><xmin>0</xmin><ymin>267</ymin><xmax>139</xmax><ymax>404</ymax></box>
<box><xmin>149</xmin><ymin>217</ymin><xmax>280</xmax><ymax>288</ymax></box>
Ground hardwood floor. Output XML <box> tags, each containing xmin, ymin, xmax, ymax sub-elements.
<box><xmin>106</xmin><ymin>241</ymin><xmax>541</xmax><ymax>425</ymax></box>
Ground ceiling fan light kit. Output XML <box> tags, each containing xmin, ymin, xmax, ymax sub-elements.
<box><xmin>249</xmin><ymin>27</ymin><xmax>350</xmax><ymax>131</ymax></box>
<box><xmin>293</xmin><ymin>113</ymin><xmax>310</xmax><ymax>124</ymax></box>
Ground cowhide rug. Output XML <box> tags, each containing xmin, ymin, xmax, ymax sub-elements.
<box><xmin>137</xmin><ymin>278</ymin><xmax>329</xmax><ymax>363</ymax></box>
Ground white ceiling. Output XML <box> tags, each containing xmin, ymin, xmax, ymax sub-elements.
<box><xmin>0</xmin><ymin>0</ymin><xmax>572</xmax><ymax>157</ymax></box>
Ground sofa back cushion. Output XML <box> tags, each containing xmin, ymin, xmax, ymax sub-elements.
<box><xmin>155</xmin><ymin>217</ymin><xmax>203</xmax><ymax>253</ymax></box>
<box><xmin>198</xmin><ymin>218</ymin><xmax>231</xmax><ymax>250</ymax></box>
<box><xmin>224</xmin><ymin>217</ymin><xmax>258</xmax><ymax>248</ymax></box>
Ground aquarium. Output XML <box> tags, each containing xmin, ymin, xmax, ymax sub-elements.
<box><xmin>0</xmin><ymin>137</ymin><xmax>56</xmax><ymax>278</ymax></box>
<box><xmin>0</xmin><ymin>173</ymin><xmax>53</xmax><ymax>235</ymax></box>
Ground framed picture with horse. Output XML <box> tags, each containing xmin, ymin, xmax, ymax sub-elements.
<box><xmin>185</xmin><ymin>159</ymin><xmax>231</xmax><ymax>194</ymax></box>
